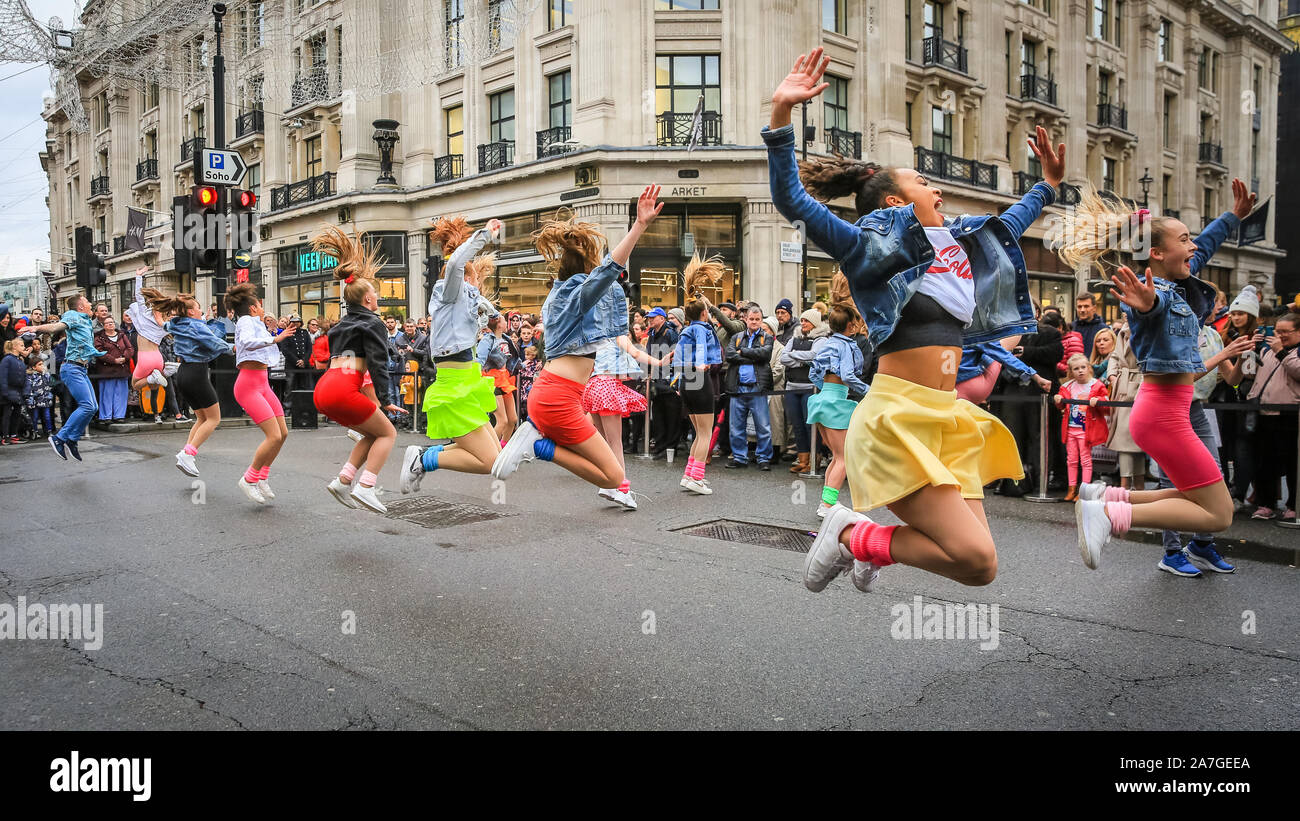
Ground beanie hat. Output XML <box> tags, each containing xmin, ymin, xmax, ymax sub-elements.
<box><xmin>1229</xmin><ymin>285</ymin><xmax>1260</xmax><ymax>318</ymax></box>
<box><xmin>799</xmin><ymin>308</ymin><xmax>821</xmax><ymax>326</ymax></box>
<box><xmin>762</xmin><ymin>315</ymin><xmax>779</xmax><ymax>335</ymax></box>
<box><xmin>668</xmin><ymin>307</ymin><xmax>686</xmax><ymax>326</ymax></box>
<box><xmin>776</xmin><ymin>298</ymin><xmax>794</xmax><ymax>315</ymax></box>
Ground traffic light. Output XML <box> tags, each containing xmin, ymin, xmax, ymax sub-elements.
<box><xmin>74</xmin><ymin>226</ymin><xmax>107</xmax><ymax>289</ymax></box>
<box><xmin>190</xmin><ymin>184</ymin><xmax>221</xmax><ymax>270</ymax></box>
<box><xmin>230</xmin><ymin>189</ymin><xmax>257</xmax><ymax>212</ymax></box>
<box><xmin>423</xmin><ymin>255</ymin><xmax>441</xmax><ymax>299</ymax></box>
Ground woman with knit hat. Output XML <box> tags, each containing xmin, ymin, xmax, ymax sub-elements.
<box><xmin>1215</xmin><ymin>284</ymin><xmax>1263</xmax><ymax>507</ymax></box>
<box><xmin>779</xmin><ymin>307</ymin><xmax>829</xmax><ymax>474</ymax></box>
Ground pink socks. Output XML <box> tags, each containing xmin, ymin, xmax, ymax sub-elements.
<box><xmin>1104</xmin><ymin>486</ymin><xmax>1130</xmax><ymax>503</ymax></box>
<box><xmin>339</xmin><ymin>463</ymin><xmax>358</xmax><ymax>483</ymax></box>
<box><xmin>359</xmin><ymin>470</ymin><xmax>378</xmax><ymax>488</ymax></box>
<box><xmin>184</xmin><ymin>444</ymin><xmax>198</xmax><ymax>456</ymax></box>
<box><xmin>256</xmin><ymin>467</ymin><xmax>270</xmax><ymax>482</ymax></box>
<box><xmin>1105</xmin><ymin>501</ymin><xmax>1132</xmax><ymax>536</ymax></box>
<box><xmin>684</xmin><ymin>457</ymin><xmax>705</xmax><ymax>481</ymax></box>
<box><xmin>243</xmin><ymin>466</ymin><xmax>259</xmax><ymax>483</ymax></box>
<box><xmin>617</xmin><ymin>479</ymin><xmax>630</xmax><ymax>494</ymax></box>
<box><xmin>848</xmin><ymin>520</ymin><xmax>898</xmax><ymax>567</ymax></box>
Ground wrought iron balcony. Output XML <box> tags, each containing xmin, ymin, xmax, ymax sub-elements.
<box><xmin>1095</xmin><ymin>103</ymin><xmax>1128</xmax><ymax>131</ymax></box>
<box><xmin>236</xmin><ymin>109</ymin><xmax>265</xmax><ymax>139</ymax></box>
<box><xmin>1020</xmin><ymin>74</ymin><xmax>1057</xmax><ymax>105</ymax></box>
<box><xmin>112</xmin><ymin>235</ymin><xmax>127</xmax><ymax>255</ymax></box>
<box><xmin>1198</xmin><ymin>141</ymin><xmax>1224</xmax><ymax>166</ymax></box>
<box><xmin>135</xmin><ymin>157</ymin><xmax>158</xmax><ymax>182</ymax></box>
<box><xmin>1014</xmin><ymin>171</ymin><xmax>1044</xmax><ymax>196</ymax></box>
<box><xmin>92</xmin><ymin>241</ymin><xmax>108</xmax><ymax>255</ymax></box>
<box><xmin>826</xmin><ymin>127</ymin><xmax>862</xmax><ymax>159</ymax></box>
<box><xmin>913</xmin><ymin>146</ymin><xmax>997</xmax><ymax>191</ymax></box>
<box><xmin>477</xmin><ymin>141</ymin><xmax>515</xmax><ymax>172</ymax></box>
<box><xmin>290</xmin><ymin>67</ymin><xmax>330</xmax><ymax>108</ymax></box>
<box><xmin>180</xmin><ymin>136</ymin><xmax>205</xmax><ymax>163</ymax></box>
<box><xmin>1058</xmin><ymin>183</ymin><xmax>1082</xmax><ymax>206</ymax></box>
<box><xmin>269</xmin><ymin>171</ymin><xmax>335</xmax><ymax>212</ymax></box>
<box><xmin>922</xmin><ymin>36</ymin><xmax>968</xmax><ymax>74</ymax></box>
<box><xmin>656</xmin><ymin>110</ymin><xmax>722</xmax><ymax>147</ymax></box>
<box><xmin>1163</xmin><ymin>209</ymin><xmax>1180</xmax><ymax>220</ymax></box>
<box><xmin>89</xmin><ymin>175</ymin><xmax>110</xmax><ymax>197</ymax></box>
<box><xmin>536</xmin><ymin>126</ymin><xmax>573</xmax><ymax>158</ymax></box>
<box><xmin>1252</xmin><ymin>108</ymin><xmax>1261</xmax><ymax>131</ymax></box>
<box><xmin>435</xmin><ymin>153</ymin><xmax>463</xmax><ymax>182</ymax></box>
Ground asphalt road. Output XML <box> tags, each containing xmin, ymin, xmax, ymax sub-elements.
<box><xmin>1</xmin><ymin>426</ymin><xmax>1296</xmax><ymax>730</ymax></box>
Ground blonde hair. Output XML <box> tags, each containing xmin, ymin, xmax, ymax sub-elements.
<box><xmin>430</xmin><ymin>215</ymin><xmax>474</xmax><ymax>257</ymax></box>
<box><xmin>1066</xmin><ymin>352</ymin><xmax>1091</xmax><ymax>371</ymax></box>
<box><xmin>311</xmin><ymin>225</ymin><xmax>384</xmax><ymax>305</ymax></box>
<box><xmin>534</xmin><ymin>213</ymin><xmax>606</xmax><ymax>278</ymax></box>
<box><xmin>146</xmin><ymin>290</ymin><xmax>194</xmax><ymax>318</ymax></box>
<box><xmin>1051</xmin><ymin>186</ymin><xmax>1177</xmax><ymax>276</ymax></box>
<box><xmin>829</xmin><ymin>271</ymin><xmax>864</xmax><ymax>334</ymax></box>
<box><xmin>683</xmin><ymin>252</ymin><xmax>726</xmax><ymax>295</ymax></box>
<box><xmin>1089</xmin><ymin>327</ymin><xmax>1116</xmax><ymax>366</ymax></box>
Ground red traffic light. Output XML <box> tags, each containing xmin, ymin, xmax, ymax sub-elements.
<box><xmin>194</xmin><ymin>186</ymin><xmax>218</xmax><ymax>208</ymax></box>
<box><xmin>235</xmin><ymin>190</ymin><xmax>257</xmax><ymax>209</ymax></box>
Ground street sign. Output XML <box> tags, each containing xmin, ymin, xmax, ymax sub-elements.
<box><xmin>780</xmin><ymin>241</ymin><xmax>803</xmax><ymax>263</ymax></box>
<box><xmin>233</xmin><ymin>249</ymin><xmax>253</xmax><ymax>268</ymax></box>
<box><xmin>197</xmin><ymin>148</ymin><xmax>247</xmax><ymax>185</ymax></box>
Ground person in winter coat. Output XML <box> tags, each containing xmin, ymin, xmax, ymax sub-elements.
<box><xmin>762</xmin><ymin>315</ymin><xmax>789</xmax><ymax>459</ymax></box>
<box><xmin>93</xmin><ymin>316</ymin><xmax>135</xmax><ymax>422</ymax></box>
<box><xmin>779</xmin><ymin>308</ymin><xmax>830</xmax><ymax>474</ymax></box>
<box><xmin>1105</xmin><ymin>318</ymin><xmax>1145</xmax><ymax>489</ymax></box>
<box><xmin>0</xmin><ymin>338</ymin><xmax>29</xmax><ymax>443</ymax></box>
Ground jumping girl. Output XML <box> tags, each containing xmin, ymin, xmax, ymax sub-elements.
<box><xmin>1061</xmin><ymin>179</ymin><xmax>1258</xmax><ymax>569</ymax></box>
<box><xmin>227</xmin><ymin>283</ymin><xmax>290</xmax><ymax>505</ymax></box>
<box><xmin>490</xmin><ymin>186</ymin><xmax>664</xmax><ymax>491</ymax></box>
<box><xmin>124</xmin><ymin>266</ymin><xmax>171</xmax><ymax>392</ymax></box>
<box><xmin>156</xmin><ymin>291</ymin><xmax>235</xmax><ymax>476</ymax></box>
<box><xmin>765</xmin><ymin>48</ymin><xmax>1065</xmax><ymax>593</ymax></box>
<box><xmin>310</xmin><ymin>226</ymin><xmax>407</xmax><ymax>514</ymax></box>
<box><xmin>399</xmin><ymin>217</ymin><xmax>504</xmax><ymax>494</ymax></box>
<box><xmin>584</xmin><ymin>332</ymin><xmax>669</xmax><ymax>510</ymax></box>
<box><xmin>807</xmin><ymin>304</ymin><xmax>868</xmax><ymax>518</ymax></box>
<box><xmin>676</xmin><ymin>254</ymin><xmax>727</xmax><ymax>494</ymax></box>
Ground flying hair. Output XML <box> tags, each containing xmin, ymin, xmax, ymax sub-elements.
<box><xmin>1050</xmin><ymin>186</ymin><xmax>1173</xmax><ymax>276</ymax></box>
<box><xmin>430</xmin><ymin>215</ymin><xmax>475</xmax><ymax>257</ymax></box>
<box><xmin>145</xmin><ymin>289</ymin><xmax>194</xmax><ymax>318</ymax></box>
<box><xmin>683</xmin><ymin>252</ymin><xmax>726</xmax><ymax>295</ymax></box>
<box><xmin>312</xmin><ymin>225</ymin><xmax>385</xmax><ymax>305</ymax></box>
<box><xmin>534</xmin><ymin>211</ymin><xmax>606</xmax><ymax>278</ymax></box>
<box><xmin>799</xmin><ymin>156</ymin><xmax>899</xmax><ymax>217</ymax></box>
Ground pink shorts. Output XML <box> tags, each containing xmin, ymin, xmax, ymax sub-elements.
<box><xmin>234</xmin><ymin>368</ymin><xmax>284</xmax><ymax>425</ymax></box>
<box><xmin>1128</xmin><ymin>382</ymin><xmax>1221</xmax><ymax>491</ymax></box>
<box><xmin>132</xmin><ymin>350</ymin><xmax>165</xmax><ymax>381</ymax></box>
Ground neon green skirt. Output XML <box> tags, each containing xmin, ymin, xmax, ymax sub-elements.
<box><xmin>421</xmin><ymin>361</ymin><xmax>497</xmax><ymax>440</ymax></box>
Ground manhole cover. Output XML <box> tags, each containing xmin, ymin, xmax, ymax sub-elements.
<box><xmin>384</xmin><ymin>496</ymin><xmax>515</xmax><ymax>530</ymax></box>
<box><xmin>672</xmin><ymin>519</ymin><xmax>814</xmax><ymax>553</ymax></box>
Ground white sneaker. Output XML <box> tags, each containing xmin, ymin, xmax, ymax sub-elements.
<box><xmin>491</xmin><ymin>420</ymin><xmax>542</xmax><ymax>480</ymax></box>
<box><xmin>238</xmin><ymin>477</ymin><xmax>267</xmax><ymax>505</ymax></box>
<box><xmin>146</xmin><ymin>369</ymin><xmax>167</xmax><ymax>387</ymax></box>
<box><xmin>327</xmin><ymin>477</ymin><xmax>358</xmax><ymax>508</ymax></box>
<box><xmin>804</xmin><ymin>505</ymin><xmax>865</xmax><ymax>592</ymax></box>
<box><xmin>597</xmin><ymin>487</ymin><xmax>619</xmax><ymax>504</ymax></box>
<box><xmin>175</xmin><ymin>450</ymin><xmax>199</xmax><ymax>477</ymax></box>
<box><xmin>816</xmin><ymin>501</ymin><xmax>836</xmax><ymax>519</ymax></box>
<box><xmin>1078</xmin><ymin>481</ymin><xmax>1109</xmax><ymax>501</ymax></box>
<box><xmin>351</xmin><ymin>482</ymin><xmax>387</xmax><ymax>514</ymax></box>
<box><xmin>1075</xmin><ymin>499</ymin><xmax>1111</xmax><ymax>570</ymax></box>
<box><xmin>257</xmin><ymin>480</ymin><xmax>275</xmax><ymax>500</ymax></box>
<box><xmin>162</xmin><ymin>361</ymin><xmax>180</xmax><ymax>377</ymax></box>
<box><xmin>851</xmin><ymin>560</ymin><xmax>880</xmax><ymax>593</ymax></box>
<box><xmin>400</xmin><ymin>445</ymin><xmax>425</xmax><ymax>494</ymax></box>
<box><xmin>613</xmin><ymin>489</ymin><xmax>639</xmax><ymax>510</ymax></box>
<box><xmin>347</xmin><ymin>429</ymin><xmax>364</xmax><ymax>442</ymax></box>
<box><xmin>681</xmin><ymin>477</ymin><xmax>713</xmax><ymax>495</ymax></box>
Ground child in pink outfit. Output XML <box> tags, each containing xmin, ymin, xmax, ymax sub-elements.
<box><xmin>1055</xmin><ymin>353</ymin><xmax>1110</xmax><ymax>501</ymax></box>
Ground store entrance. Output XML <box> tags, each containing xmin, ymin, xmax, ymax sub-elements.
<box><xmin>627</xmin><ymin>204</ymin><xmax>741</xmax><ymax>311</ymax></box>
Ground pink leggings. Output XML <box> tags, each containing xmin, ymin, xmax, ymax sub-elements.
<box><xmin>132</xmin><ymin>349</ymin><xmax>164</xmax><ymax>381</ymax></box>
<box><xmin>1128</xmin><ymin>382</ymin><xmax>1221</xmax><ymax>491</ymax></box>
<box><xmin>234</xmin><ymin>368</ymin><xmax>283</xmax><ymax>425</ymax></box>
<box><xmin>1066</xmin><ymin>428</ymin><xmax>1091</xmax><ymax>486</ymax></box>
<box><xmin>955</xmin><ymin>362</ymin><xmax>1002</xmax><ymax>404</ymax></box>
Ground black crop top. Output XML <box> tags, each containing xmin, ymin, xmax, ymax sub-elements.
<box><xmin>434</xmin><ymin>348</ymin><xmax>474</xmax><ymax>364</ymax></box>
<box><xmin>876</xmin><ymin>292</ymin><xmax>965</xmax><ymax>356</ymax></box>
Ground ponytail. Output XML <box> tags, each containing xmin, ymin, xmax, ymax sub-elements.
<box><xmin>144</xmin><ymin>289</ymin><xmax>192</xmax><ymax>317</ymax></box>
<box><xmin>312</xmin><ymin>224</ymin><xmax>383</xmax><ymax>305</ymax></box>
<box><xmin>534</xmin><ymin>213</ymin><xmax>606</xmax><ymax>279</ymax></box>
<box><xmin>683</xmin><ymin>252</ymin><xmax>726</xmax><ymax>296</ymax></box>
<box><xmin>799</xmin><ymin>156</ymin><xmax>898</xmax><ymax>217</ymax></box>
<box><xmin>430</xmin><ymin>215</ymin><xmax>474</xmax><ymax>257</ymax></box>
<box><xmin>1050</xmin><ymin>186</ymin><xmax>1176</xmax><ymax>276</ymax></box>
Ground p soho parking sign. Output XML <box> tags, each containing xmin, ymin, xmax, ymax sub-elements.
<box><xmin>197</xmin><ymin>148</ymin><xmax>248</xmax><ymax>186</ymax></box>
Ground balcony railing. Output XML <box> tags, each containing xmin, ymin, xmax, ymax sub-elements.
<box><xmin>136</xmin><ymin>157</ymin><xmax>158</xmax><ymax>182</ymax></box>
<box><xmin>656</xmin><ymin>110</ymin><xmax>722</xmax><ymax>147</ymax></box>
<box><xmin>89</xmin><ymin>175</ymin><xmax>110</xmax><ymax>197</ymax></box>
<box><xmin>63</xmin><ymin>262</ymin><xmax>74</xmax><ymax>277</ymax></box>
<box><xmin>236</xmin><ymin>109</ymin><xmax>265</xmax><ymax>139</ymax></box>
<box><xmin>269</xmin><ymin>171</ymin><xmax>335</xmax><ymax>212</ymax></box>
<box><xmin>914</xmin><ymin>146</ymin><xmax>997</xmax><ymax>191</ymax></box>
<box><xmin>536</xmin><ymin>125</ymin><xmax>573</xmax><ymax>158</ymax></box>
<box><xmin>92</xmin><ymin>241</ymin><xmax>107</xmax><ymax>255</ymax></box>
<box><xmin>477</xmin><ymin>141</ymin><xmax>515</xmax><ymax>173</ymax></box>
<box><xmin>1095</xmin><ymin>103</ymin><xmax>1128</xmax><ymax>131</ymax></box>
<box><xmin>1198</xmin><ymin>141</ymin><xmax>1224</xmax><ymax>165</ymax></box>
<box><xmin>1058</xmin><ymin>182</ymin><xmax>1082</xmax><ymax>206</ymax></box>
<box><xmin>826</xmin><ymin>127</ymin><xmax>862</xmax><ymax>159</ymax></box>
<box><xmin>1252</xmin><ymin>108</ymin><xmax>1261</xmax><ymax>131</ymax></box>
<box><xmin>290</xmin><ymin>67</ymin><xmax>330</xmax><ymax>108</ymax></box>
<box><xmin>1020</xmin><ymin>74</ymin><xmax>1057</xmax><ymax>105</ymax></box>
<box><xmin>1014</xmin><ymin>171</ymin><xmax>1043</xmax><ymax>196</ymax></box>
<box><xmin>112</xmin><ymin>235</ymin><xmax>127</xmax><ymax>255</ymax></box>
<box><xmin>922</xmin><ymin>36</ymin><xmax>968</xmax><ymax>74</ymax></box>
<box><xmin>435</xmin><ymin>153</ymin><xmax>463</xmax><ymax>182</ymax></box>
<box><xmin>1163</xmin><ymin>209</ymin><xmax>1180</xmax><ymax>220</ymax></box>
<box><xmin>180</xmin><ymin>136</ymin><xmax>205</xmax><ymax>163</ymax></box>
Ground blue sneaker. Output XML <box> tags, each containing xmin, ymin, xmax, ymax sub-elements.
<box><xmin>1185</xmin><ymin>540</ymin><xmax>1235</xmax><ymax>574</ymax></box>
<box><xmin>1157</xmin><ymin>551</ymin><xmax>1202</xmax><ymax>577</ymax></box>
<box><xmin>48</xmin><ymin>435</ymin><xmax>67</xmax><ymax>460</ymax></box>
<box><xmin>64</xmin><ymin>439</ymin><xmax>82</xmax><ymax>462</ymax></box>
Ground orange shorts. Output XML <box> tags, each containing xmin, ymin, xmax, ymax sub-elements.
<box><xmin>526</xmin><ymin>369</ymin><xmax>597</xmax><ymax>447</ymax></box>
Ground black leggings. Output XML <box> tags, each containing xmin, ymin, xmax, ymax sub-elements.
<box><xmin>173</xmin><ymin>362</ymin><xmax>218</xmax><ymax>409</ymax></box>
<box><xmin>1</xmin><ymin>400</ymin><xmax>20</xmax><ymax>437</ymax></box>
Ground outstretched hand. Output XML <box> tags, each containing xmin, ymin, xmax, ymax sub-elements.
<box><xmin>635</xmin><ymin>184</ymin><xmax>664</xmax><ymax>226</ymax></box>
<box><xmin>771</xmin><ymin>48</ymin><xmax>830</xmax><ymax>110</ymax></box>
<box><xmin>1230</xmin><ymin>178</ymin><xmax>1257</xmax><ymax>221</ymax></box>
<box><xmin>1027</xmin><ymin>125</ymin><xmax>1066</xmax><ymax>187</ymax></box>
<box><xmin>1109</xmin><ymin>266</ymin><xmax>1157</xmax><ymax>314</ymax></box>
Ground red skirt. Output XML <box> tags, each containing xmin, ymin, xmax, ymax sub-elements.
<box><xmin>580</xmin><ymin>376</ymin><xmax>648</xmax><ymax>418</ymax></box>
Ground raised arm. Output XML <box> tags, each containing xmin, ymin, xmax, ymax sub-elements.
<box><xmin>1189</xmin><ymin>178</ymin><xmax>1252</xmax><ymax>277</ymax></box>
<box><xmin>439</xmin><ymin>220</ymin><xmax>500</xmax><ymax>305</ymax></box>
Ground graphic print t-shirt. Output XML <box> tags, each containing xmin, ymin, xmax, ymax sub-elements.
<box><xmin>918</xmin><ymin>226</ymin><xmax>975</xmax><ymax>325</ymax></box>
<box><xmin>1067</xmin><ymin>380</ymin><xmax>1094</xmax><ymax>428</ymax></box>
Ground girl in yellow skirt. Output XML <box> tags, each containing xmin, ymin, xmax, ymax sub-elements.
<box><xmin>399</xmin><ymin>216</ymin><xmax>504</xmax><ymax>494</ymax></box>
<box><xmin>763</xmin><ymin>48</ymin><xmax>1065</xmax><ymax>592</ymax></box>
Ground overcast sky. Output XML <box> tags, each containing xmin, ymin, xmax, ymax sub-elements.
<box><xmin>0</xmin><ymin>0</ymin><xmax>81</xmax><ymax>279</ymax></box>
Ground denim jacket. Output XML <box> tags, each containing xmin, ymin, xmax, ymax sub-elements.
<box><xmin>541</xmin><ymin>253</ymin><xmax>630</xmax><ymax>355</ymax></box>
<box><xmin>762</xmin><ymin>123</ymin><xmax>1049</xmax><ymax>352</ymax></box>
<box><xmin>675</xmin><ymin>320</ymin><xmax>723</xmax><ymax>369</ymax></box>
<box><xmin>594</xmin><ymin>337</ymin><xmax>643</xmax><ymax>377</ymax></box>
<box><xmin>810</xmin><ymin>332</ymin><xmax>869</xmax><ymax>396</ymax></box>
<box><xmin>958</xmin><ymin>342</ymin><xmax>1036</xmax><ymax>386</ymax></box>
<box><xmin>428</xmin><ymin>229</ymin><xmax>499</xmax><ymax>358</ymax></box>
<box><xmin>1123</xmin><ymin>212</ymin><xmax>1239</xmax><ymax>373</ymax></box>
<box><xmin>165</xmin><ymin>316</ymin><xmax>234</xmax><ymax>363</ymax></box>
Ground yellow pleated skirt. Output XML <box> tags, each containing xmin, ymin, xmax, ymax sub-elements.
<box><xmin>845</xmin><ymin>373</ymin><xmax>1024</xmax><ymax>511</ymax></box>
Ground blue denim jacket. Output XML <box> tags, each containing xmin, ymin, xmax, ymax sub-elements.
<box><xmin>594</xmin><ymin>338</ymin><xmax>643</xmax><ymax>377</ymax></box>
<box><xmin>428</xmin><ymin>229</ymin><xmax>498</xmax><ymax>358</ymax></box>
<box><xmin>165</xmin><ymin>316</ymin><xmax>234</xmax><ymax>363</ymax></box>
<box><xmin>1123</xmin><ymin>212</ymin><xmax>1239</xmax><ymax>373</ymax></box>
<box><xmin>541</xmin><ymin>254</ymin><xmax>630</xmax><ymax>356</ymax></box>
<box><xmin>810</xmin><ymin>333</ymin><xmax>869</xmax><ymax>395</ymax></box>
<box><xmin>763</xmin><ymin>123</ymin><xmax>1049</xmax><ymax>352</ymax></box>
<box><xmin>958</xmin><ymin>342</ymin><xmax>1036</xmax><ymax>385</ymax></box>
<box><xmin>59</xmin><ymin>310</ymin><xmax>105</xmax><ymax>364</ymax></box>
<box><xmin>675</xmin><ymin>320</ymin><xmax>723</xmax><ymax>369</ymax></box>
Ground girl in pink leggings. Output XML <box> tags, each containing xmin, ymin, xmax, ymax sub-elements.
<box><xmin>227</xmin><ymin>283</ymin><xmax>288</xmax><ymax>505</ymax></box>
<box><xmin>1056</xmin><ymin>179</ymin><xmax>1257</xmax><ymax>569</ymax></box>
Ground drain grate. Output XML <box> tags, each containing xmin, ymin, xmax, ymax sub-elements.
<box><xmin>672</xmin><ymin>519</ymin><xmax>815</xmax><ymax>553</ymax></box>
<box><xmin>384</xmin><ymin>496</ymin><xmax>515</xmax><ymax>530</ymax></box>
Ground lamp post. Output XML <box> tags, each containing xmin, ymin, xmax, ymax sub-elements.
<box><xmin>372</xmin><ymin>119</ymin><xmax>400</xmax><ymax>187</ymax></box>
<box><xmin>1139</xmin><ymin>166</ymin><xmax>1153</xmax><ymax>210</ymax></box>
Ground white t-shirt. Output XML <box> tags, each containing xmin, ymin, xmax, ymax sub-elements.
<box><xmin>918</xmin><ymin>226</ymin><xmax>975</xmax><ymax>325</ymax></box>
<box><xmin>1066</xmin><ymin>379</ymin><xmax>1095</xmax><ymax>428</ymax></box>
<box><xmin>235</xmin><ymin>315</ymin><xmax>281</xmax><ymax>367</ymax></box>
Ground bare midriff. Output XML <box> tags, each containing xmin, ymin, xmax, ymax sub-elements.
<box><xmin>876</xmin><ymin>346</ymin><xmax>963</xmax><ymax>391</ymax></box>
<box><xmin>1141</xmin><ymin>372</ymin><xmax>1196</xmax><ymax>386</ymax></box>
<box><xmin>544</xmin><ymin>354</ymin><xmax>596</xmax><ymax>384</ymax></box>
<box><xmin>329</xmin><ymin>355</ymin><xmax>368</xmax><ymax>377</ymax></box>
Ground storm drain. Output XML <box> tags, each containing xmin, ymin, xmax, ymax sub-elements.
<box><xmin>672</xmin><ymin>519</ymin><xmax>814</xmax><ymax>553</ymax></box>
<box><xmin>384</xmin><ymin>496</ymin><xmax>515</xmax><ymax>530</ymax></box>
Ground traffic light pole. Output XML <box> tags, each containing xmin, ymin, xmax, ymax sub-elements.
<box><xmin>211</xmin><ymin>4</ymin><xmax>228</xmax><ymax>310</ymax></box>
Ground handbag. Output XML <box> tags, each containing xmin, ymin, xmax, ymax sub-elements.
<box><xmin>1243</xmin><ymin>354</ymin><xmax>1282</xmax><ymax>434</ymax></box>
